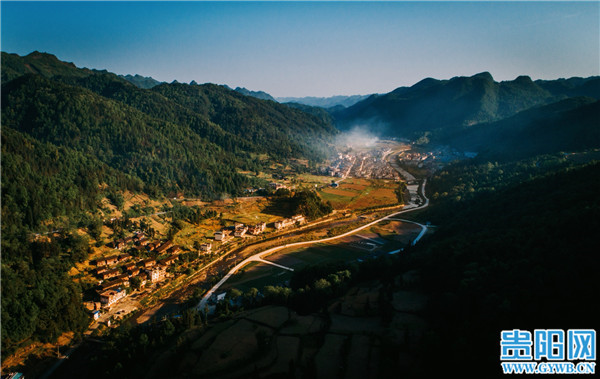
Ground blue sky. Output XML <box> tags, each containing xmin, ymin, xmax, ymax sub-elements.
<box><xmin>2</xmin><ymin>1</ymin><xmax>599</xmax><ymax>97</ymax></box>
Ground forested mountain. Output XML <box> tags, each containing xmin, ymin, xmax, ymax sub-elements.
<box><xmin>233</xmin><ymin>86</ymin><xmax>276</xmax><ymax>101</ymax></box>
<box><xmin>1</xmin><ymin>51</ymin><xmax>337</xmax><ymax>205</ymax></box>
<box><xmin>282</xmin><ymin>102</ymin><xmax>336</xmax><ymax>126</ymax></box>
<box><xmin>0</xmin><ymin>51</ymin><xmax>337</xmax><ymax>358</ymax></box>
<box><xmin>447</xmin><ymin>96</ymin><xmax>600</xmax><ymax>160</ymax></box>
<box><xmin>333</xmin><ymin>72</ymin><xmax>600</xmax><ymax>147</ymax></box>
<box><xmin>151</xmin><ymin>82</ymin><xmax>337</xmax><ymax>159</ymax></box>
<box><xmin>2</xmin><ymin>74</ymin><xmax>251</xmax><ymax>201</ymax></box>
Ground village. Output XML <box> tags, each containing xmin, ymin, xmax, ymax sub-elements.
<box><xmin>322</xmin><ymin>147</ymin><xmax>402</xmax><ymax>181</ymax></box>
<box><xmin>80</xmin><ymin>140</ymin><xmax>475</xmax><ymax>331</ymax></box>
<box><xmin>397</xmin><ymin>146</ymin><xmax>478</xmax><ymax>169</ymax></box>
<box><xmin>79</xmin><ymin>140</ymin><xmax>474</xmax><ymax>331</ymax></box>
<box><xmin>83</xmin><ymin>213</ymin><xmax>308</xmax><ymax>327</ymax></box>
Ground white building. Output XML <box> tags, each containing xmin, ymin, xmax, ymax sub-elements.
<box><xmin>99</xmin><ymin>288</ymin><xmax>126</xmax><ymax>308</ymax></box>
<box><xmin>214</xmin><ymin>230</ymin><xmax>231</xmax><ymax>241</ymax></box>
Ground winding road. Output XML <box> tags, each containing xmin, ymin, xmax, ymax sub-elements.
<box><xmin>197</xmin><ymin>178</ymin><xmax>429</xmax><ymax>311</ymax></box>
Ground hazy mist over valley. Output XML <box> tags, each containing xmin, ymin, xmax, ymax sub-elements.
<box><xmin>1</xmin><ymin>2</ymin><xmax>598</xmax><ymax>378</ymax></box>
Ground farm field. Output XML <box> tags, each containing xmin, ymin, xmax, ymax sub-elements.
<box><xmin>145</xmin><ymin>275</ymin><xmax>428</xmax><ymax>378</ymax></box>
<box><xmin>317</xmin><ymin>177</ymin><xmax>399</xmax><ymax>210</ymax></box>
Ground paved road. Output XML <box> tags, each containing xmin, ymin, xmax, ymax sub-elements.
<box><xmin>197</xmin><ymin>179</ymin><xmax>429</xmax><ymax>310</ymax></box>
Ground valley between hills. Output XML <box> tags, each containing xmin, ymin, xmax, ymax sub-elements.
<box><xmin>1</xmin><ymin>51</ymin><xmax>598</xmax><ymax>378</ymax></box>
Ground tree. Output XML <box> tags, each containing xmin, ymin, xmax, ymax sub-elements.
<box><xmin>243</xmin><ymin>287</ymin><xmax>259</xmax><ymax>307</ymax></box>
<box><xmin>227</xmin><ymin>288</ymin><xmax>242</xmax><ymax>300</ymax></box>
<box><xmin>138</xmin><ymin>333</ymin><xmax>149</xmax><ymax>354</ymax></box>
<box><xmin>395</xmin><ymin>182</ymin><xmax>408</xmax><ymax>204</ymax></box>
<box><xmin>162</xmin><ymin>319</ymin><xmax>175</xmax><ymax>337</ymax></box>
<box><xmin>130</xmin><ymin>276</ymin><xmax>142</xmax><ymax>290</ymax></box>
<box><xmin>88</xmin><ymin>218</ymin><xmax>103</xmax><ymax>241</ymax></box>
<box><xmin>107</xmin><ymin>191</ymin><xmax>125</xmax><ymax>211</ymax></box>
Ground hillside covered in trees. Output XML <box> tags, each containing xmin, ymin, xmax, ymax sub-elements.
<box><xmin>412</xmin><ymin>157</ymin><xmax>600</xmax><ymax>376</ymax></box>
<box><xmin>1</xmin><ymin>51</ymin><xmax>338</xmax><ymax>228</ymax></box>
<box><xmin>0</xmin><ymin>50</ymin><xmax>338</xmax><ymax>359</ymax></box>
<box><xmin>332</xmin><ymin>72</ymin><xmax>600</xmax><ymax>150</ymax></box>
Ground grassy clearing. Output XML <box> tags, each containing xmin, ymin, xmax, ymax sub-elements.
<box><xmin>349</xmin><ymin>187</ymin><xmax>396</xmax><ymax>209</ymax></box>
<box><xmin>317</xmin><ymin>190</ymin><xmax>353</xmax><ymax>209</ymax></box>
<box><xmin>322</xmin><ymin>188</ymin><xmax>359</xmax><ymax>197</ymax></box>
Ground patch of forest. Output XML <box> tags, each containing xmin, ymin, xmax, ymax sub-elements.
<box><xmin>412</xmin><ymin>159</ymin><xmax>599</xmax><ymax>377</ymax></box>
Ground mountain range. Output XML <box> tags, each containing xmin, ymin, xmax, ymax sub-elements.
<box><xmin>76</xmin><ymin>67</ymin><xmax>599</xmax><ymax>161</ymax></box>
<box><xmin>332</xmin><ymin>72</ymin><xmax>600</xmax><ymax>156</ymax></box>
<box><xmin>191</xmin><ymin>71</ymin><xmax>600</xmax><ymax>160</ymax></box>
<box><xmin>3</xmin><ymin>51</ymin><xmax>599</xmax><ymax>233</ymax></box>
<box><xmin>1</xmin><ymin>51</ymin><xmax>338</xmax><ymax>232</ymax></box>
<box><xmin>230</xmin><ymin>86</ymin><xmax>276</xmax><ymax>102</ymax></box>
<box><xmin>226</xmin><ymin>87</ymin><xmax>372</xmax><ymax>109</ymax></box>
<box><xmin>277</xmin><ymin>94</ymin><xmax>372</xmax><ymax>109</ymax></box>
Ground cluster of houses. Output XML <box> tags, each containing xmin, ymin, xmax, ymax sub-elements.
<box><xmin>323</xmin><ymin>154</ymin><xmax>355</xmax><ymax>178</ymax></box>
<box><xmin>397</xmin><ymin>147</ymin><xmax>478</xmax><ymax>175</ymax></box>
<box><xmin>399</xmin><ymin>151</ymin><xmax>434</xmax><ymax>163</ymax></box>
<box><xmin>91</xmin><ymin>236</ymin><xmax>182</xmax><ymax>310</ymax></box>
<box><xmin>88</xmin><ymin>214</ymin><xmax>306</xmax><ymax>316</ymax></box>
<box><xmin>234</xmin><ymin>222</ymin><xmax>248</xmax><ymax>237</ymax></box>
<box><xmin>274</xmin><ymin>215</ymin><xmax>305</xmax><ymax>230</ymax></box>
<box><xmin>110</xmin><ymin>232</ymin><xmax>148</xmax><ymax>250</ymax></box>
<box><xmin>214</xmin><ymin>222</ymin><xmax>267</xmax><ymax>241</ymax></box>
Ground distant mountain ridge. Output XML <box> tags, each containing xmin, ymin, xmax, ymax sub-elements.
<box><xmin>232</xmin><ymin>86</ymin><xmax>276</xmax><ymax>101</ymax></box>
<box><xmin>277</xmin><ymin>94</ymin><xmax>373</xmax><ymax>109</ymax></box>
<box><xmin>333</xmin><ymin>72</ymin><xmax>600</xmax><ymax>151</ymax></box>
<box><xmin>120</xmin><ymin>73</ymin><xmax>162</xmax><ymax>89</ymax></box>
